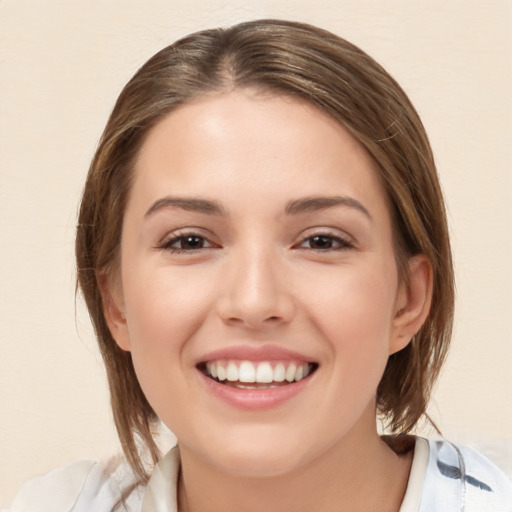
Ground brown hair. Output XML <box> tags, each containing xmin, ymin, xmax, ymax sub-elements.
<box><xmin>76</xmin><ymin>19</ymin><xmax>454</xmax><ymax>480</ymax></box>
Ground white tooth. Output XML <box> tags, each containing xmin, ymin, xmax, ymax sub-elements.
<box><xmin>217</xmin><ymin>363</ymin><xmax>227</xmax><ymax>381</ymax></box>
<box><xmin>210</xmin><ymin>362</ymin><xmax>218</xmax><ymax>379</ymax></box>
<box><xmin>273</xmin><ymin>363</ymin><xmax>286</xmax><ymax>382</ymax></box>
<box><xmin>226</xmin><ymin>362</ymin><xmax>239</xmax><ymax>381</ymax></box>
<box><xmin>285</xmin><ymin>363</ymin><xmax>297</xmax><ymax>382</ymax></box>
<box><xmin>295</xmin><ymin>364</ymin><xmax>304</xmax><ymax>381</ymax></box>
<box><xmin>303</xmin><ymin>363</ymin><xmax>311</xmax><ymax>378</ymax></box>
<box><xmin>256</xmin><ymin>362</ymin><xmax>273</xmax><ymax>383</ymax></box>
<box><xmin>239</xmin><ymin>361</ymin><xmax>256</xmax><ymax>383</ymax></box>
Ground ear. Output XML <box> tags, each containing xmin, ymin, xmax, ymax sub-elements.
<box><xmin>389</xmin><ymin>254</ymin><xmax>433</xmax><ymax>355</ymax></box>
<box><xmin>98</xmin><ymin>271</ymin><xmax>132</xmax><ymax>352</ymax></box>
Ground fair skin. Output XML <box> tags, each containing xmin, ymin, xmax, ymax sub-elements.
<box><xmin>104</xmin><ymin>89</ymin><xmax>432</xmax><ymax>512</ymax></box>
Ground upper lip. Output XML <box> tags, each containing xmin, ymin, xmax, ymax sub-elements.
<box><xmin>197</xmin><ymin>344</ymin><xmax>318</xmax><ymax>365</ymax></box>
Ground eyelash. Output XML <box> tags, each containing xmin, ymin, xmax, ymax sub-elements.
<box><xmin>158</xmin><ymin>230</ymin><xmax>354</xmax><ymax>254</ymax></box>
<box><xmin>158</xmin><ymin>231</ymin><xmax>216</xmax><ymax>254</ymax></box>
<box><xmin>296</xmin><ymin>232</ymin><xmax>354</xmax><ymax>251</ymax></box>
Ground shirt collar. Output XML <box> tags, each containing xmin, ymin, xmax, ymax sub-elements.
<box><xmin>141</xmin><ymin>445</ymin><xmax>180</xmax><ymax>512</ymax></box>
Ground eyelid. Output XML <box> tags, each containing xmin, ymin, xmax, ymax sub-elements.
<box><xmin>293</xmin><ymin>228</ymin><xmax>355</xmax><ymax>250</ymax></box>
<box><xmin>157</xmin><ymin>228</ymin><xmax>219</xmax><ymax>252</ymax></box>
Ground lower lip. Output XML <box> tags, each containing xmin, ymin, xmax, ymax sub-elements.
<box><xmin>198</xmin><ymin>370</ymin><xmax>314</xmax><ymax>411</ymax></box>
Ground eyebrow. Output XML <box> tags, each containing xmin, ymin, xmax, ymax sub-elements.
<box><xmin>145</xmin><ymin>197</ymin><xmax>228</xmax><ymax>218</ymax></box>
<box><xmin>284</xmin><ymin>196</ymin><xmax>372</xmax><ymax>221</ymax></box>
<box><xmin>144</xmin><ymin>195</ymin><xmax>371</xmax><ymax>221</ymax></box>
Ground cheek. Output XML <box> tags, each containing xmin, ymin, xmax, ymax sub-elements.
<box><xmin>120</xmin><ymin>266</ymin><xmax>217</xmax><ymax>428</ymax></box>
<box><xmin>125</xmin><ymin>265</ymin><xmax>210</xmax><ymax>337</ymax></box>
<box><xmin>121</xmin><ymin>266</ymin><xmax>214</xmax><ymax>384</ymax></box>
<box><xmin>308</xmin><ymin>263</ymin><xmax>398</xmax><ymax>368</ymax></box>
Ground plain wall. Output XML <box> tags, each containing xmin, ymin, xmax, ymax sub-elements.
<box><xmin>1</xmin><ymin>0</ymin><xmax>511</xmax><ymax>506</ymax></box>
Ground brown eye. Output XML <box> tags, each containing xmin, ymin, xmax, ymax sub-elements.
<box><xmin>162</xmin><ymin>234</ymin><xmax>214</xmax><ymax>252</ymax></box>
<box><xmin>177</xmin><ymin>236</ymin><xmax>206</xmax><ymax>250</ymax></box>
<box><xmin>309</xmin><ymin>235</ymin><xmax>335</xmax><ymax>249</ymax></box>
<box><xmin>299</xmin><ymin>234</ymin><xmax>352</xmax><ymax>251</ymax></box>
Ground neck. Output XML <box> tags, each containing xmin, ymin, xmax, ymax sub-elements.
<box><xmin>177</xmin><ymin>408</ymin><xmax>413</xmax><ymax>512</ymax></box>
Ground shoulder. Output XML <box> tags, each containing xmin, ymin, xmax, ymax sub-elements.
<box><xmin>4</xmin><ymin>456</ymin><xmax>144</xmax><ymax>512</ymax></box>
<box><xmin>420</xmin><ymin>438</ymin><xmax>512</xmax><ymax>512</ymax></box>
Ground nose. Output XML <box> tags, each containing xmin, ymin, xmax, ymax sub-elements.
<box><xmin>215</xmin><ymin>246</ymin><xmax>296</xmax><ymax>330</ymax></box>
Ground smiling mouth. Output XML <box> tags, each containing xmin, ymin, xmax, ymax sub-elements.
<box><xmin>198</xmin><ymin>360</ymin><xmax>318</xmax><ymax>389</ymax></box>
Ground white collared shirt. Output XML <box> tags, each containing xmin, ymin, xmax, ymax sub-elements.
<box><xmin>5</xmin><ymin>438</ymin><xmax>512</xmax><ymax>511</ymax></box>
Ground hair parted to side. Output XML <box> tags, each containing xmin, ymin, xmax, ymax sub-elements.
<box><xmin>76</xmin><ymin>19</ymin><xmax>454</xmax><ymax>480</ymax></box>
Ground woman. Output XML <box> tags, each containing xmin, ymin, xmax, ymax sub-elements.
<box><xmin>7</xmin><ymin>19</ymin><xmax>511</xmax><ymax>512</ymax></box>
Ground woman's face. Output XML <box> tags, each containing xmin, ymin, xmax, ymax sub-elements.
<box><xmin>107</xmin><ymin>89</ymin><xmax>419</xmax><ymax>477</ymax></box>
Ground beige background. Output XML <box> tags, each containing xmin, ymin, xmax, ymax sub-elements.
<box><xmin>1</xmin><ymin>0</ymin><xmax>511</xmax><ymax>506</ymax></box>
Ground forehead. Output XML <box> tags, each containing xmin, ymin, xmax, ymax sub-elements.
<box><xmin>131</xmin><ymin>89</ymin><xmax>389</xmax><ymax>217</ymax></box>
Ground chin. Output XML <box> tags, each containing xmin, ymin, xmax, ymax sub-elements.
<box><xmin>211</xmin><ymin>446</ymin><xmax>308</xmax><ymax>478</ymax></box>
<box><xmin>188</xmin><ymin>425</ymin><xmax>320</xmax><ymax>478</ymax></box>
